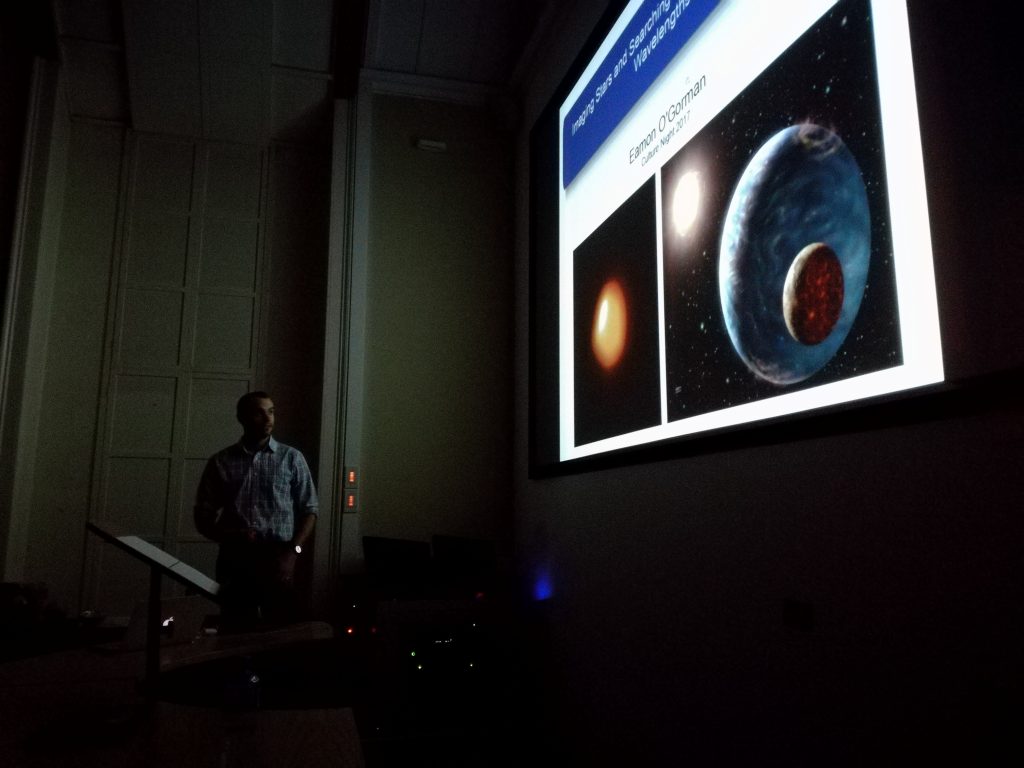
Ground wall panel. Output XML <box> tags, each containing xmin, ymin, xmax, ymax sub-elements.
<box><xmin>108</xmin><ymin>374</ymin><xmax>178</xmax><ymax>454</ymax></box>
<box><xmin>118</xmin><ymin>289</ymin><xmax>184</xmax><ymax>368</ymax></box>
<box><xmin>13</xmin><ymin>114</ymin><xmax>328</xmax><ymax>615</ymax></box>
<box><xmin>23</xmin><ymin>122</ymin><xmax>124</xmax><ymax>608</ymax></box>
<box><xmin>103</xmin><ymin>457</ymin><xmax>170</xmax><ymax>534</ymax></box>
<box><xmin>357</xmin><ymin>93</ymin><xmax>513</xmax><ymax>545</ymax></box>
<box><xmin>199</xmin><ymin>218</ymin><xmax>258</xmax><ymax>291</ymax></box>
<box><xmin>125</xmin><ymin>213</ymin><xmax>190</xmax><ymax>287</ymax></box>
<box><xmin>193</xmin><ymin>294</ymin><xmax>255</xmax><ymax>370</ymax></box>
<box><xmin>85</xmin><ymin>135</ymin><xmax>266</xmax><ymax>616</ymax></box>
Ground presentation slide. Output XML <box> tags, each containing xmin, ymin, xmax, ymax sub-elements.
<box><xmin>557</xmin><ymin>0</ymin><xmax>942</xmax><ymax>462</ymax></box>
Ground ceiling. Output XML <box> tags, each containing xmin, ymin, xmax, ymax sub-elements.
<box><xmin>48</xmin><ymin>0</ymin><xmax>551</xmax><ymax>146</ymax></box>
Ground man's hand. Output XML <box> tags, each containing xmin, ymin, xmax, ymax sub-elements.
<box><xmin>221</xmin><ymin>526</ymin><xmax>258</xmax><ymax>544</ymax></box>
<box><xmin>211</xmin><ymin>528</ymin><xmax>258</xmax><ymax>544</ymax></box>
<box><xmin>275</xmin><ymin>548</ymin><xmax>298</xmax><ymax>584</ymax></box>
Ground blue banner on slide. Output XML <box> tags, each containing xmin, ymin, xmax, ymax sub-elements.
<box><xmin>562</xmin><ymin>0</ymin><xmax>719</xmax><ymax>189</ymax></box>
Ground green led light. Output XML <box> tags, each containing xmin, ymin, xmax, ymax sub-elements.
<box><xmin>410</xmin><ymin>651</ymin><xmax>416</xmax><ymax>657</ymax></box>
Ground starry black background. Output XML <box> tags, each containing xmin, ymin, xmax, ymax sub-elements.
<box><xmin>661</xmin><ymin>0</ymin><xmax>902</xmax><ymax>422</ymax></box>
<box><xmin>574</xmin><ymin>178</ymin><xmax>661</xmax><ymax>445</ymax></box>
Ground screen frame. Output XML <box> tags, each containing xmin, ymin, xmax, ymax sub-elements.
<box><xmin>529</xmin><ymin>0</ymin><xmax>957</xmax><ymax>477</ymax></box>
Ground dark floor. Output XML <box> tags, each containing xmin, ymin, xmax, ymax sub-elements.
<box><xmin>0</xmin><ymin>599</ymin><xmax>551</xmax><ymax>768</ymax></box>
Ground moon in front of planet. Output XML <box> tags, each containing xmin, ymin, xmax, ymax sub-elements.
<box><xmin>719</xmin><ymin>123</ymin><xmax>871</xmax><ymax>385</ymax></box>
<box><xmin>592</xmin><ymin>278</ymin><xmax>628</xmax><ymax>370</ymax></box>
<box><xmin>783</xmin><ymin>242</ymin><xmax>845</xmax><ymax>345</ymax></box>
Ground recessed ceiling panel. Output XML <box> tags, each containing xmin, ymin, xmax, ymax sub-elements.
<box><xmin>60</xmin><ymin>39</ymin><xmax>129</xmax><ymax>122</ymax></box>
<box><xmin>53</xmin><ymin>0</ymin><xmax>121</xmax><ymax>44</ymax></box>
<box><xmin>122</xmin><ymin>0</ymin><xmax>203</xmax><ymax>136</ymax></box>
<box><xmin>271</xmin><ymin>69</ymin><xmax>331</xmax><ymax>145</ymax></box>
<box><xmin>273</xmin><ymin>0</ymin><xmax>334</xmax><ymax>72</ymax></box>
<box><xmin>369</xmin><ymin>0</ymin><xmax>424</xmax><ymax>73</ymax></box>
<box><xmin>418</xmin><ymin>0</ymin><xmax>481</xmax><ymax>80</ymax></box>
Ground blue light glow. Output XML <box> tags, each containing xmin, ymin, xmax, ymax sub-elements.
<box><xmin>532</xmin><ymin>568</ymin><xmax>554</xmax><ymax>601</ymax></box>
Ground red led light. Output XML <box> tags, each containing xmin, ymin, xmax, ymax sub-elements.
<box><xmin>346</xmin><ymin>494</ymin><xmax>356</xmax><ymax>508</ymax></box>
<box><xmin>346</xmin><ymin>626</ymin><xmax>355</xmax><ymax>635</ymax></box>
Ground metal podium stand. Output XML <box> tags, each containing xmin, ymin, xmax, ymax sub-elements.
<box><xmin>87</xmin><ymin>521</ymin><xmax>221</xmax><ymax>691</ymax></box>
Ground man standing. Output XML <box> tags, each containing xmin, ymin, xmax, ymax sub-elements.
<box><xmin>194</xmin><ymin>391</ymin><xmax>318</xmax><ymax>627</ymax></box>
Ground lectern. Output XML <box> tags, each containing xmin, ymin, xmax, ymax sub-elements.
<box><xmin>86</xmin><ymin>521</ymin><xmax>220</xmax><ymax>691</ymax></box>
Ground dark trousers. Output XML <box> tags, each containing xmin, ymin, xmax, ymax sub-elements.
<box><xmin>216</xmin><ymin>542</ymin><xmax>297</xmax><ymax>629</ymax></box>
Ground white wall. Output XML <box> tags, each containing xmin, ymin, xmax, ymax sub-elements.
<box><xmin>339</xmin><ymin>88</ymin><xmax>515</xmax><ymax>556</ymax></box>
<box><xmin>23</xmin><ymin>120</ymin><xmax>124</xmax><ymax>610</ymax></box>
<box><xmin>0</xmin><ymin>61</ymin><xmax>69</xmax><ymax>583</ymax></box>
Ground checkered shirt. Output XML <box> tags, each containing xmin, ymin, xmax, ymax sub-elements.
<box><xmin>196</xmin><ymin>437</ymin><xmax>318</xmax><ymax>542</ymax></box>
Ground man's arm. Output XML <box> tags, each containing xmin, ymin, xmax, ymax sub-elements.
<box><xmin>276</xmin><ymin>452</ymin><xmax>319</xmax><ymax>582</ymax></box>
<box><xmin>276</xmin><ymin>513</ymin><xmax>315</xmax><ymax>584</ymax></box>
<box><xmin>195</xmin><ymin>455</ymin><xmax>255</xmax><ymax>543</ymax></box>
<box><xmin>290</xmin><ymin>450</ymin><xmax>319</xmax><ymax>538</ymax></box>
<box><xmin>194</xmin><ymin>458</ymin><xmax>223</xmax><ymax>542</ymax></box>
<box><xmin>291</xmin><ymin>512</ymin><xmax>316</xmax><ymax>551</ymax></box>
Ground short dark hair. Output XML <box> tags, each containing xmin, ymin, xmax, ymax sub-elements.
<box><xmin>236</xmin><ymin>391</ymin><xmax>272</xmax><ymax>422</ymax></box>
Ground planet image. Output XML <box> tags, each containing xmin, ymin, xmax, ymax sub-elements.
<box><xmin>783</xmin><ymin>242</ymin><xmax>844</xmax><ymax>345</ymax></box>
<box><xmin>591</xmin><ymin>278</ymin><xmax>628</xmax><ymax>370</ymax></box>
<box><xmin>719</xmin><ymin>123</ymin><xmax>870</xmax><ymax>385</ymax></box>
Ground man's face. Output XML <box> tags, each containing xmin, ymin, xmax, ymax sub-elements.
<box><xmin>242</xmin><ymin>397</ymin><xmax>275</xmax><ymax>441</ymax></box>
